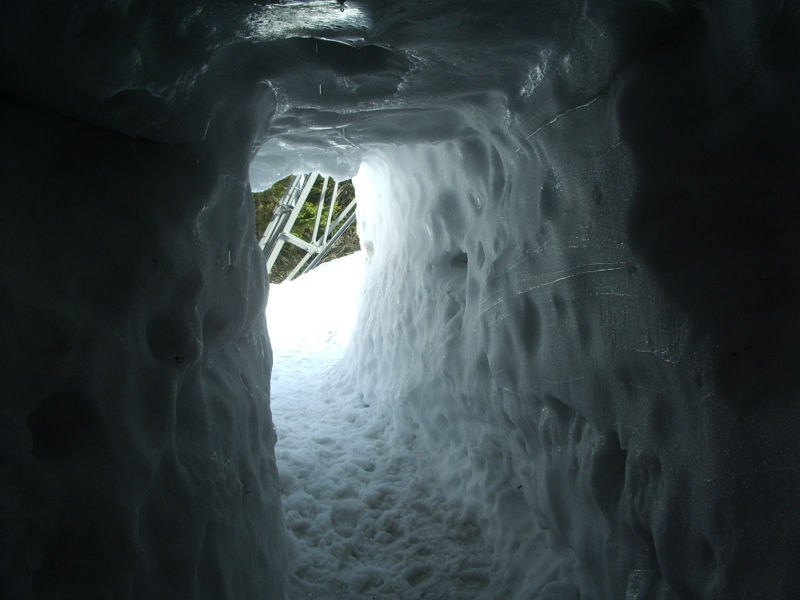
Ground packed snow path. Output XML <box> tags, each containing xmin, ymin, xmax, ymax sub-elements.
<box><xmin>267</xmin><ymin>253</ymin><xmax>496</xmax><ymax>599</ymax></box>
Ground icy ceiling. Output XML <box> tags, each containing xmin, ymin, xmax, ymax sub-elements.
<box><xmin>2</xmin><ymin>1</ymin><xmax>800</xmax><ymax>599</ymax></box>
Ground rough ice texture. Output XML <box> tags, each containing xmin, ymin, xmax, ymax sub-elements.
<box><xmin>343</xmin><ymin>3</ymin><xmax>800</xmax><ymax>597</ymax></box>
<box><xmin>0</xmin><ymin>82</ymin><xmax>286</xmax><ymax>599</ymax></box>
<box><xmin>3</xmin><ymin>0</ymin><xmax>800</xmax><ymax>599</ymax></box>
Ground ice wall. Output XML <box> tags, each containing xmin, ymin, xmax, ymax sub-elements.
<box><xmin>342</xmin><ymin>3</ymin><xmax>800</xmax><ymax>598</ymax></box>
<box><xmin>348</xmin><ymin>128</ymin><xmax>800</xmax><ymax>599</ymax></box>
<box><xmin>0</xmin><ymin>4</ymin><xmax>290</xmax><ymax>596</ymax></box>
<box><xmin>0</xmin><ymin>95</ymin><xmax>288</xmax><ymax>598</ymax></box>
<box><xmin>2</xmin><ymin>0</ymin><xmax>800</xmax><ymax>599</ymax></box>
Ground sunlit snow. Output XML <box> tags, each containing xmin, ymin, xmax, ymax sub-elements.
<box><xmin>268</xmin><ymin>252</ymin><xmax>496</xmax><ymax>598</ymax></box>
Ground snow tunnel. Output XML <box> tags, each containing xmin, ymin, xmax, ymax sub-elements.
<box><xmin>2</xmin><ymin>1</ymin><xmax>800</xmax><ymax>599</ymax></box>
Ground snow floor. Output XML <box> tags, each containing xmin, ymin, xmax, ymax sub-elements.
<box><xmin>267</xmin><ymin>252</ymin><xmax>496</xmax><ymax>599</ymax></box>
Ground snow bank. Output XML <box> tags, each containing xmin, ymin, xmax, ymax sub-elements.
<box><xmin>2</xmin><ymin>0</ymin><xmax>800</xmax><ymax>599</ymax></box>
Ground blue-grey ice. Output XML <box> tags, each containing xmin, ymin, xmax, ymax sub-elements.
<box><xmin>2</xmin><ymin>1</ymin><xmax>799</xmax><ymax>599</ymax></box>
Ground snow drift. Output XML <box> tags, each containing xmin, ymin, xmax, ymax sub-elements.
<box><xmin>2</xmin><ymin>1</ymin><xmax>800</xmax><ymax>599</ymax></box>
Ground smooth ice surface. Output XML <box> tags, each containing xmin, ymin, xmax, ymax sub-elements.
<box><xmin>3</xmin><ymin>1</ymin><xmax>800</xmax><ymax>599</ymax></box>
<box><xmin>268</xmin><ymin>253</ymin><xmax>496</xmax><ymax>598</ymax></box>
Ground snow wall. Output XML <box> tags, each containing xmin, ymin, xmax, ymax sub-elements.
<box><xmin>2</xmin><ymin>1</ymin><xmax>800</xmax><ymax>599</ymax></box>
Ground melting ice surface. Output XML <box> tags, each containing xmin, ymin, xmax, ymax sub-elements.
<box><xmin>268</xmin><ymin>253</ymin><xmax>496</xmax><ymax>598</ymax></box>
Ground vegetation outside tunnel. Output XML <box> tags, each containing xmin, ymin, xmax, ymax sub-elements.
<box><xmin>253</xmin><ymin>176</ymin><xmax>360</xmax><ymax>283</ymax></box>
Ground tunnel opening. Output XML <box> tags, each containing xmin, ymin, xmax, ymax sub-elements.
<box><xmin>254</xmin><ymin>161</ymin><xmax>499</xmax><ymax>598</ymax></box>
<box><xmin>254</xmin><ymin>174</ymin><xmax>360</xmax><ymax>283</ymax></box>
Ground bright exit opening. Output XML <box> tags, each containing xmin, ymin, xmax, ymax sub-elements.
<box><xmin>251</xmin><ymin>171</ymin><xmax>496</xmax><ymax>598</ymax></box>
<box><xmin>254</xmin><ymin>173</ymin><xmax>360</xmax><ymax>283</ymax></box>
<box><xmin>255</xmin><ymin>172</ymin><xmax>365</xmax><ymax>380</ymax></box>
